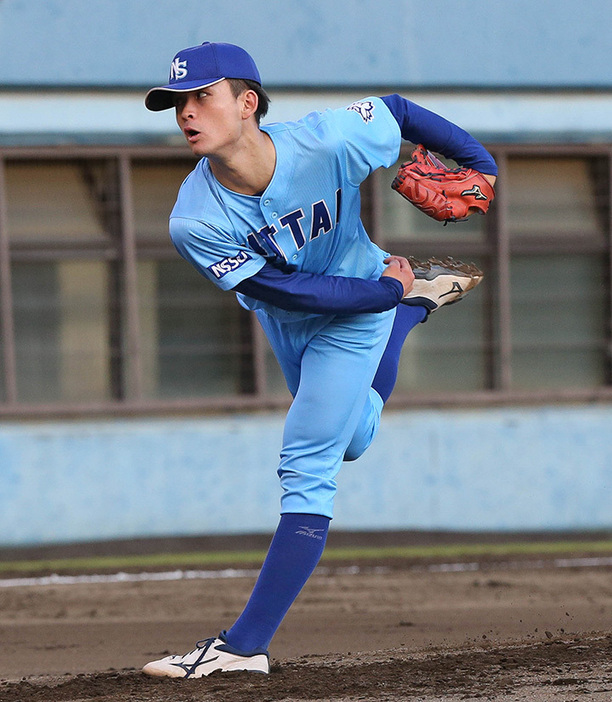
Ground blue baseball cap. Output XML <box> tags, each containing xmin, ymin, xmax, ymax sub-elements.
<box><xmin>145</xmin><ymin>42</ymin><xmax>261</xmax><ymax>112</ymax></box>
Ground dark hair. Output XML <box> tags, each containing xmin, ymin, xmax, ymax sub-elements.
<box><xmin>227</xmin><ymin>78</ymin><xmax>270</xmax><ymax>124</ymax></box>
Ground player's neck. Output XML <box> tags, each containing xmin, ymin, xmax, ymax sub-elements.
<box><xmin>209</xmin><ymin>129</ymin><xmax>276</xmax><ymax>196</ymax></box>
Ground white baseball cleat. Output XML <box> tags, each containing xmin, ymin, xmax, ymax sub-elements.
<box><xmin>142</xmin><ymin>633</ymin><xmax>270</xmax><ymax>678</ymax></box>
<box><xmin>401</xmin><ymin>256</ymin><xmax>484</xmax><ymax>313</ymax></box>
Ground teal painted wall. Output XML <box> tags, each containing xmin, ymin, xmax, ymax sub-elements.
<box><xmin>1</xmin><ymin>0</ymin><xmax>610</xmax><ymax>88</ymax></box>
<box><xmin>1</xmin><ymin>1</ymin><xmax>611</xmax><ymax>547</ymax></box>
<box><xmin>1</xmin><ymin>405</ymin><xmax>611</xmax><ymax>545</ymax></box>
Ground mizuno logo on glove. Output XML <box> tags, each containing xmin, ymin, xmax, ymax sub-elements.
<box><xmin>461</xmin><ymin>184</ymin><xmax>489</xmax><ymax>201</ymax></box>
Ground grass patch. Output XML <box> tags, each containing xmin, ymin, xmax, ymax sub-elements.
<box><xmin>1</xmin><ymin>540</ymin><xmax>611</xmax><ymax>575</ymax></box>
<box><xmin>323</xmin><ymin>540</ymin><xmax>612</xmax><ymax>561</ymax></box>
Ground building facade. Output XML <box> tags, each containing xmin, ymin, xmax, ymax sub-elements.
<box><xmin>0</xmin><ymin>1</ymin><xmax>611</xmax><ymax>543</ymax></box>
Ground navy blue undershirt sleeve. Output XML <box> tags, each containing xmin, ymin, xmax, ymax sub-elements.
<box><xmin>381</xmin><ymin>93</ymin><xmax>498</xmax><ymax>176</ymax></box>
<box><xmin>233</xmin><ymin>262</ymin><xmax>404</xmax><ymax>314</ymax></box>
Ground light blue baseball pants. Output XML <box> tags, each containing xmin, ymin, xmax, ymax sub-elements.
<box><xmin>256</xmin><ymin>307</ymin><xmax>396</xmax><ymax>518</ymax></box>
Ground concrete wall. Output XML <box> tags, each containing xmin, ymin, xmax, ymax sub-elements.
<box><xmin>1</xmin><ymin>405</ymin><xmax>610</xmax><ymax>546</ymax></box>
<box><xmin>0</xmin><ymin>0</ymin><xmax>610</xmax><ymax>88</ymax></box>
<box><xmin>2</xmin><ymin>0</ymin><xmax>611</xmax><ymax>144</ymax></box>
<box><xmin>1</xmin><ymin>1</ymin><xmax>611</xmax><ymax>547</ymax></box>
<box><xmin>5</xmin><ymin>90</ymin><xmax>612</xmax><ymax>146</ymax></box>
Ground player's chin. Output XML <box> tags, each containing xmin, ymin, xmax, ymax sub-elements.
<box><xmin>183</xmin><ymin>134</ymin><xmax>205</xmax><ymax>154</ymax></box>
<box><xmin>186</xmin><ymin>141</ymin><xmax>208</xmax><ymax>157</ymax></box>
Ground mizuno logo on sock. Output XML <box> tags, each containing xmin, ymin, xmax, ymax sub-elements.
<box><xmin>296</xmin><ymin>527</ymin><xmax>325</xmax><ymax>540</ymax></box>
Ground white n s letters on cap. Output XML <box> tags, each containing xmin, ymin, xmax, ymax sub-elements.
<box><xmin>170</xmin><ymin>58</ymin><xmax>188</xmax><ymax>80</ymax></box>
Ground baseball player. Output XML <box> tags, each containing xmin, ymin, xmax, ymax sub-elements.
<box><xmin>142</xmin><ymin>41</ymin><xmax>497</xmax><ymax>678</ymax></box>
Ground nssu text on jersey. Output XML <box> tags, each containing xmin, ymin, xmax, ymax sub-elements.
<box><xmin>207</xmin><ymin>251</ymin><xmax>253</xmax><ymax>280</ymax></box>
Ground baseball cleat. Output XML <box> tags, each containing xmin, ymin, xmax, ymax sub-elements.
<box><xmin>142</xmin><ymin>632</ymin><xmax>270</xmax><ymax>678</ymax></box>
<box><xmin>401</xmin><ymin>256</ymin><xmax>483</xmax><ymax>313</ymax></box>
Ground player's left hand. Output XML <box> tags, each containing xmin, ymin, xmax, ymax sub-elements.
<box><xmin>381</xmin><ymin>255</ymin><xmax>415</xmax><ymax>296</ymax></box>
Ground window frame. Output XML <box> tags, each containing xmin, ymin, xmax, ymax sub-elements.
<box><xmin>0</xmin><ymin>142</ymin><xmax>611</xmax><ymax>418</ymax></box>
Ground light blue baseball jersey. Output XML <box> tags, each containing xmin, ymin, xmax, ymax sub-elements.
<box><xmin>169</xmin><ymin>96</ymin><xmax>401</xmax><ymax>320</ymax></box>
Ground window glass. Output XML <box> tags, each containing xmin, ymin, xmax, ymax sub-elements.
<box><xmin>510</xmin><ymin>255</ymin><xmax>606</xmax><ymax>389</ymax></box>
<box><xmin>132</xmin><ymin>160</ymin><xmax>195</xmax><ymax>243</ymax></box>
<box><xmin>264</xmin><ymin>344</ymin><xmax>291</xmax><ymax>397</ymax></box>
<box><xmin>507</xmin><ymin>158</ymin><xmax>603</xmax><ymax>238</ymax></box>
<box><xmin>12</xmin><ymin>261</ymin><xmax>111</xmax><ymax>403</ymax></box>
<box><xmin>0</xmin><ymin>325</ymin><xmax>5</xmax><ymax>402</ymax></box>
<box><xmin>5</xmin><ymin>162</ymin><xmax>108</xmax><ymax>243</ymax></box>
<box><xmin>1</xmin><ymin>148</ymin><xmax>611</xmax><ymax>413</ymax></box>
<box><xmin>137</xmin><ymin>260</ymin><xmax>246</xmax><ymax>398</ymax></box>
<box><xmin>394</xmin><ymin>258</ymin><xmax>487</xmax><ymax>393</ymax></box>
<box><xmin>378</xmin><ymin>157</ymin><xmax>486</xmax><ymax>243</ymax></box>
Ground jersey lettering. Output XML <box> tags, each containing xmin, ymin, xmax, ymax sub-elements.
<box><xmin>248</xmin><ymin>224</ymin><xmax>287</xmax><ymax>263</ymax></box>
<box><xmin>310</xmin><ymin>199</ymin><xmax>333</xmax><ymax>240</ymax></box>
<box><xmin>247</xmin><ymin>195</ymin><xmax>341</xmax><ymax>262</ymax></box>
<box><xmin>279</xmin><ymin>209</ymin><xmax>306</xmax><ymax>250</ymax></box>
<box><xmin>208</xmin><ymin>250</ymin><xmax>252</xmax><ymax>279</ymax></box>
<box><xmin>246</xmin><ymin>232</ymin><xmax>268</xmax><ymax>257</ymax></box>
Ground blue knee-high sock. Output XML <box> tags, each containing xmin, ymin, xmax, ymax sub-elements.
<box><xmin>372</xmin><ymin>304</ymin><xmax>427</xmax><ymax>403</ymax></box>
<box><xmin>225</xmin><ymin>513</ymin><xmax>330</xmax><ymax>652</ymax></box>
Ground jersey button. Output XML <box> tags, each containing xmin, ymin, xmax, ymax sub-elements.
<box><xmin>263</xmin><ymin>199</ymin><xmax>271</xmax><ymax>206</ymax></box>
<box><xmin>272</xmin><ymin>212</ymin><xmax>278</xmax><ymax>218</ymax></box>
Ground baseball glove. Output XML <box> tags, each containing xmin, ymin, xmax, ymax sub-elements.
<box><xmin>391</xmin><ymin>144</ymin><xmax>495</xmax><ymax>223</ymax></box>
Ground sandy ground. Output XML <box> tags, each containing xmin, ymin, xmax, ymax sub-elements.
<box><xmin>0</xmin><ymin>550</ymin><xmax>611</xmax><ymax>701</ymax></box>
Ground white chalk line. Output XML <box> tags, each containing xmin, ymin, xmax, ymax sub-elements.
<box><xmin>0</xmin><ymin>556</ymin><xmax>611</xmax><ymax>589</ymax></box>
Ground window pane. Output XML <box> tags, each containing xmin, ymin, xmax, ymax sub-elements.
<box><xmin>0</xmin><ymin>323</ymin><xmax>5</xmax><ymax>402</ymax></box>
<box><xmin>12</xmin><ymin>261</ymin><xmax>111</xmax><ymax>403</ymax></box>
<box><xmin>264</xmin><ymin>343</ymin><xmax>292</xmax><ymax>396</ymax></box>
<box><xmin>137</xmin><ymin>260</ymin><xmax>247</xmax><ymax>398</ymax></box>
<box><xmin>394</xmin><ymin>260</ymin><xmax>487</xmax><ymax>393</ymax></box>
<box><xmin>5</xmin><ymin>161</ymin><xmax>108</xmax><ymax>243</ymax></box>
<box><xmin>507</xmin><ymin>158</ymin><xmax>604</xmax><ymax>238</ymax></box>
<box><xmin>510</xmin><ymin>255</ymin><xmax>606</xmax><ymax>389</ymax></box>
<box><xmin>132</xmin><ymin>160</ymin><xmax>195</xmax><ymax>243</ymax></box>
<box><xmin>378</xmin><ymin>157</ymin><xmax>486</xmax><ymax>243</ymax></box>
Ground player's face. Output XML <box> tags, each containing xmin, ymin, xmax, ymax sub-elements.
<box><xmin>173</xmin><ymin>80</ymin><xmax>247</xmax><ymax>158</ymax></box>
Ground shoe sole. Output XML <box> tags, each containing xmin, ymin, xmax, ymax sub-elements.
<box><xmin>408</xmin><ymin>256</ymin><xmax>483</xmax><ymax>284</ymax></box>
<box><xmin>402</xmin><ymin>256</ymin><xmax>484</xmax><ymax>311</ymax></box>
<box><xmin>142</xmin><ymin>653</ymin><xmax>269</xmax><ymax>678</ymax></box>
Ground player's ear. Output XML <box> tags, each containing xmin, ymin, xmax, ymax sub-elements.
<box><xmin>240</xmin><ymin>89</ymin><xmax>259</xmax><ymax>121</ymax></box>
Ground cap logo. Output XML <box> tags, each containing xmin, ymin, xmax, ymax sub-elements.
<box><xmin>146</xmin><ymin>43</ymin><xmax>261</xmax><ymax>112</ymax></box>
<box><xmin>170</xmin><ymin>57</ymin><xmax>188</xmax><ymax>81</ymax></box>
